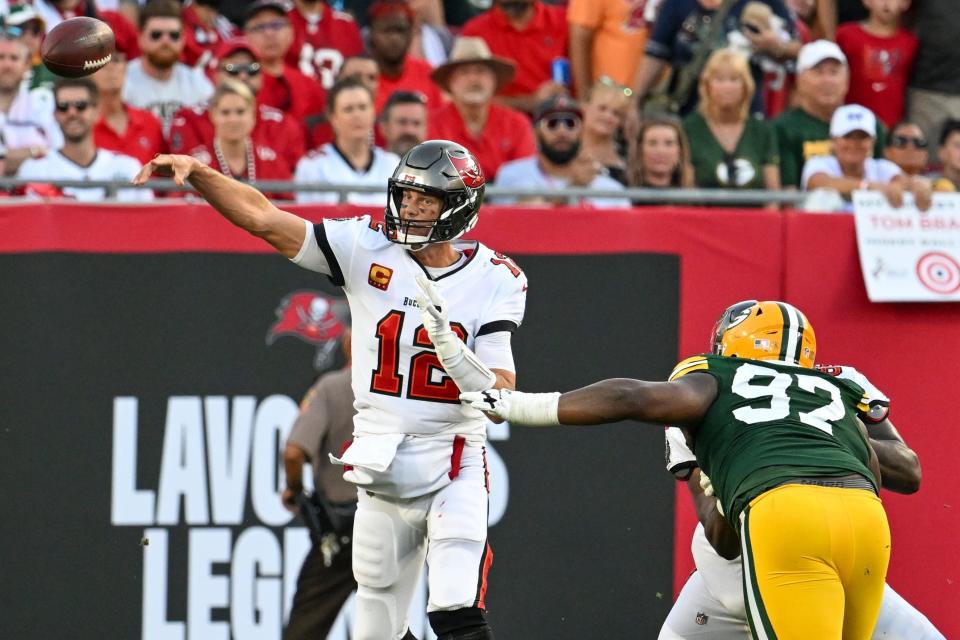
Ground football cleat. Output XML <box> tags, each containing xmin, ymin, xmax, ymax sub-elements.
<box><xmin>711</xmin><ymin>300</ymin><xmax>817</xmax><ymax>368</ymax></box>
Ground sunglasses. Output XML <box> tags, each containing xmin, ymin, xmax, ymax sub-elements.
<box><xmin>597</xmin><ymin>75</ymin><xmax>633</xmax><ymax>97</ymax></box>
<box><xmin>544</xmin><ymin>117</ymin><xmax>579</xmax><ymax>131</ymax></box>
<box><xmin>222</xmin><ymin>62</ymin><xmax>261</xmax><ymax>76</ymax></box>
<box><xmin>55</xmin><ymin>100</ymin><xmax>91</xmax><ymax>113</ymax></box>
<box><xmin>890</xmin><ymin>134</ymin><xmax>928</xmax><ymax>149</ymax></box>
<box><xmin>247</xmin><ymin>20</ymin><xmax>288</xmax><ymax>33</ymax></box>
<box><xmin>148</xmin><ymin>29</ymin><xmax>181</xmax><ymax>41</ymax></box>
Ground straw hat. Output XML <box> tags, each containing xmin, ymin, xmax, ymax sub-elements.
<box><xmin>430</xmin><ymin>37</ymin><xmax>515</xmax><ymax>93</ymax></box>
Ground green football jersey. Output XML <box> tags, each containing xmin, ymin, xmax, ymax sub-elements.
<box><xmin>670</xmin><ymin>354</ymin><xmax>878</xmax><ymax>529</ymax></box>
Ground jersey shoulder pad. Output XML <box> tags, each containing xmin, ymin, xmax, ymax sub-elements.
<box><xmin>669</xmin><ymin>355</ymin><xmax>711</xmax><ymax>381</ymax></box>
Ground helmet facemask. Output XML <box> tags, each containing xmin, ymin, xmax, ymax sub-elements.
<box><xmin>383</xmin><ymin>140</ymin><xmax>486</xmax><ymax>249</ymax></box>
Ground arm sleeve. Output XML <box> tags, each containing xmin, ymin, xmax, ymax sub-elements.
<box><xmin>665</xmin><ymin>426</ymin><xmax>698</xmax><ymax>479</ymax></box>
<box><xmin>287</xmin><ymin>378</ymin><xmax>330</xmax><ymax>462</ymax></box>
<box><xmin>833</xmin><ymin>366</ymin><xmax>891</xmax><ymax>423</ymax></box>
<box><xmin>567</xmin><ymin>0</ymin><xmax>603</xmax><ymax>28</ymax></box>
<box><xmin>290</xmin><ymin>218</ymin><xmax>332</xmax><ymax>276</ymax></box>
<box><xmin>474</xmin><ymin>331</ymin><xmax>515</xmax><ymax>373</ymax></box>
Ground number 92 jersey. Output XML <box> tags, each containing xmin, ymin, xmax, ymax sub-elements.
<box><xmin>308</xmin><ymin>216</ymin><xmax>527</xmax><ymax>439</ymax></box>
<box><xmin>669</xmin><ymin>354</ymin><xmax>878</xmax><ymax>529</ymax></box>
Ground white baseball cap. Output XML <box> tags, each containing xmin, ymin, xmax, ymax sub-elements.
<box><xmin>797</xmin><ymin>40</ymin><xmax>847</xmax><ymax>73</ymax></box>
<box><xmin>830</xmin><ymin>104</ymin><xmax>877</xmax><ymax>138</ymax></box>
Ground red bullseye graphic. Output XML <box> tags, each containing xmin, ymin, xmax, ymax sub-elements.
<box><xmin>915</xmin><ymin>252</ymin><xmax>960</xmax><ymax>294</ymax></box>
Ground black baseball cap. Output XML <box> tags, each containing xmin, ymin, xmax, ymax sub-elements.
<box><xmin>244</xmin><ymin>0</ymin><xmax>289</xmax><ymax>24</ymax></box>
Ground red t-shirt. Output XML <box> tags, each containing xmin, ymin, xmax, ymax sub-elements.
<box><xmin>461</xmin><ymin>3</ymin><xmax>568</xmax><ymax>98</ymax></box>
<box><xmin>168</xmin><ymin>103</ymin><xmax>306</xmax><ymax>170</ymax></box>
<box><xmin>375</xmin><ymin>58</ymin><xmax>445</xmax><ymax>113</ymax></box>
<box><xmin>836</xmin><ymin>23</ymin><xmax>918</xmax><ymax>127</ymax></box>
<box><xmin>428</xmin><ymin>102</ymin><xmax>536</xmax><ymax>180</ymax></box>
<box><xmin>181</xmin><ymin>4</ymin><xmax>237</xmax><ymax>68</ymax></box>
<box><xmin>259</xmin><ymin>66</ymin><xmax>328</xmax><ymax>124</ymax></box>
<box><xmin>188</xmin><ymin>142</ymin><xmax>294</xmax><ymax>199</ymax></box>
<box><xmin>94</xmin><ymin>106</ymin><xmax>165</xmax><ymax>165</ymax></box>
<box><xmin>286</xmin><ymin>4</ymin><xmax>364</xmax><ymax>90</ymax></box>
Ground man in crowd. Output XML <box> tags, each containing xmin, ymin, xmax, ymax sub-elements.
<box><xmin>168</xmin><ymin>37</ymin><xmax>305</xmax><ymax>170</ymax></box>
<box><xmin>367</xmin><ymin>0</ymin><xmax>442</xmax><ymax>113</ymax></box>
<box><xmin>462</xmin><ymin>0</ymin><xmax>568</xmax><ymax>114</ymax></box>
<box><xmin>244</xmin><ymin>0</ymin><xmax>327</xmax><ymax>125</ymax></box>
<box><xmin>933</xmin><ymin>120</ymin><xmax>960</xmax><ymax>192</ymax></box>
<box><xmin>378</xmin><ymin>90</ymin><xmax>427</xmax><ymax>156</ymax></box>
<box><xmin>428</xmin><ymin>37</ymin><xmax>535</xmax><ymax>180</ymax></box>
<box><xmin>286</xmin><ymin>0</ymin><xmax>363</xmax><ymax>89</ymax></box>
<box><xmin>123</xmin><ymin>0</ymin><xmax>214</xmax><ymax>134</ymax></box>
<box><xmin>907</xmin><ymin>0</ymin><xmax>960</xmax><ymax>152</ymax></box>
<box><xmin>883</xmin><ymin>121</ymin><xmax>930</xmax><ymax>180</ymax></box>
<box><xmin>493</xmin><ymin>95</ymin><xmax>629</xmax><ymax>207</ymax></box>
<box><xmin>0</xmin><ymin>31</ymin><xmax>61</xmax><ymax>175</ymax></box>
<box><xmin>18</xmin><ymin>78</ymin><xmax>151</xmax><ymax>202</ymax></box>
<box><xmin>5</xmin><ymin>4</ymin><xmax>56</xmax><ymax>90</ymax></box>
<box><xmin>92</xmin><ymin>51</ymin><xmax>166</xmax><ymax>165</ymax></box>
<box><xmin>282</xmin><ymin>315</ymin><xmax>358</xmax><ymax>640</ymax></box>
<box><xmin>774</xmin><ymin>40</ymin><xmax>886</xmax><ymax>188</ymax></box>
<box><xmin>181</xmin><ymin>0</ymin><xmax>237</xmax><ymax>68</ymax></box>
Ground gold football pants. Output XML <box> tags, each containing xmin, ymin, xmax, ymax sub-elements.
<box><xmin>739</xmin><ymin>483</ymin><xmax>890</xmax><ymax>640</ymax></box>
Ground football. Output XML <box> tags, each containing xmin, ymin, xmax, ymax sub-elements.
<box><xmin>40</xmin><ymin>17</ymin><xmax>115</xmax><ymax>78</ymax></box>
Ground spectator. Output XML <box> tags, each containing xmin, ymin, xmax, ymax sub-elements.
<box><xmin>367</xmin><ymin>0</ymin><xmax>443</xmax><ymax>113</ymax></box>
<box><xmin>244</xmin><ymin>0</ymin><xmax>328</xmax><ymax>125</ymax></box>
<box><xmin>5</xmin><ymin>5</ymin><xmax>55</xmax><ymax>90</ymax></box>
<box><xmin>683</xmin><ymin>48</ymin><xmax>779</xmax><ymax>191</ymax></box>
<box><xmin>567</xmin><ymin>0</ymin><xmax>648</xmax><ymax>101</ymax></box>
<box><xmin>181</xmin><ymin>0</ymin><xmax>238</xmax><ymax>68</ymax></box>
<box><xmin>931</xmin><ymin>120</ymin><xmax>960</xmax><ymax>192</ymax></box>
<box><xmin>286</xmin><ymin>0</ymin><xmax>363</xmax><ymax>89</ymax></box>
<box><xmin>629</xmin><ymin>116</ymin><xmax>694</xmax><ymax>188</ymax></box>
<box><xmin>33</xmin><ymin>0</ymin><xmax>141</xmax><ymax>61</ymax></box>
<box><xmin>883</xmin><ymin>121</ymin><xmax>929</xmax><ymax>179</ymax></box>
<box><xmin>406</xmin><ymin>0</ymin><xmax>452</xmax><ymax>67</ymax></box>
<box><xmin>18</xmin><ymin>78</ymin><xmax>152</xmax><ymax>201</ymax></box>
<box><xmin>907</xmin><ymin>0</ymin><xmax>960</xmax><ymax>152</ymax></box>
<box><xmin>123</xmin><ymin>0</ymin><xmax>214</xmax><ymax>134</ymax></box>
<box><xmin>428</xmin><ymin>37</ymin><xmax>536</xmax><ymax>180</ymax></box>
<box><xmin>339</xmin><ymin>54</ymin><xmax>380</xmax><ymax>95</ymax></box>
<box><xmin>378</xmin><ymin>90</ymin><xmax>427</xmax><ymax>156</ymax></box>
<box><xmin>835</xmin><ymin>0</ymin><xmax>916</xmax><ymax>129</ymax></box>
<box><xmin>493</xmin><ymin>95</ymin><xmax>630</xmax><ymax>208</ymax></box>
<box><xmin>169</xmin><ymin>37</ymin><xmax>306</xmax><ymax>170</ymax></box>
<box><xmin>774</xmin><ymin>40</ymin><xmax>887</xmax><ymax>188</ymax></box>
<box><xmin>0</xmin><ymin>32</ymin><xmax>61</xmax><ymax>176</ymax></box>
<box><xmin>633</xmin><ymin>0</ymin><xmax>799</xmax><ymax>118</ymax></box>
<box><xmin>92</xmin><ymin>51</ymin><xmax>166</xmax><ymax>165</ymax></box>
<box><xmin>462</xmin><ymin>0</ymin><xmax>568</xmax><ymax>114</ymax></box>
<box><xmin>580</xmin><ymin>76</ymin><xmax>631</xmax><ymax>185</ymax></box>
<box><xmin>188</xmin><ymin>80</ymin><xmax>293</xmax><ymax>199</ymax></box>
<box><xmin>294</xmin><ymin>76</ymin><xmax>399</xmax><ymax>205</ymax></box>
<box><xmin>786</xmin><ymin>0</ymin><xmax>834</xmax><ymax>41</ymax></box>
<box><xmin>802</xmin><ymin>104</ymin><xmax>930</xmax><ymax>211</ymax></box>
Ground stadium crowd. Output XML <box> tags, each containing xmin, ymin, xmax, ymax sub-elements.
<box><xmin>0</xmin><ymin>0</ymin><xmax>957</xmax><ymax>210</ymax></box>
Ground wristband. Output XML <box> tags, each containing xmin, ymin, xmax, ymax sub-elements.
<box><xmin>508</xmin><ymin>391</ymin><xmax>562</xmax><ymax>426</ymax></box>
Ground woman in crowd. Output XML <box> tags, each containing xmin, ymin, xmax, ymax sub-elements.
<box><xmin>580</xmin><ymin>76</ymin><xmax>632</xmax><ymax>185</ymax></box>
<box><xmin>683</xmin><ymin>48</ymin><xmax>780</xmax><ymax>193</ymax></box>
<box><xmin>629</xmin><ymin>117</ymin><xmax>693</xmax><ymax>189</ymax></box>
<box><xmin>295</xmin><ymin>76</ymin><xmax>400</xmax><ymax>206</ymax></box>
<box><xmin>188</xmin><ymin>80</ymin><xmax>293</xmax><ymax>200</ymax></box>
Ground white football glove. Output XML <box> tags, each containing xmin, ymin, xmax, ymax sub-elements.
<box><xmin>698</xmin><ymin>470</ymin><xmax>725</xmax><ymax>516</ymax></box>
<box><xmin>460</xmin><ymin>389</ymin><xmax>561</xmax><ymax>426</ymax></box>
<box><xmin>415</xmin><ymin>274</ymin><xmax>496</xmax><ymax>392</ymax></box>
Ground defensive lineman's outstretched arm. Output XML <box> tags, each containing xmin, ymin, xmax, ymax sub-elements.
<box><xmin>133</xmin><ymin>154</ymin><xmax>307</xmax><ymax>258</ymax></box>
<box><xmin>462</xmin><ymin>373</ymin><xmax>717</xmax><ymax>428</ymax></box>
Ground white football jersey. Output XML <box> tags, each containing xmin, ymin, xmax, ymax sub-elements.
<box><xmin>294</xmin><ymin>144</ymin><xmax>400</xmax><ymax>206</ymax></box>
<box><xmin>17</xmin><ymin>149</ymin><xmax>153</xmax><ymax>202</ymax></box>
<box><xmin>297</xmin><ymin>215</ymin><xmax>527</xmax><ymax>440</ymax></box>
<box><xmin>123</xmin><ymin>59</ymin><xmax>214</xmax><ymax>135</ymax></box>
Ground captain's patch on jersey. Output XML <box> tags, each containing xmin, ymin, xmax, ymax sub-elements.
<box><xmin>368</xmin><ymin>263</ymin><xmax>394</xmax><ymax>290</ymax></box>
